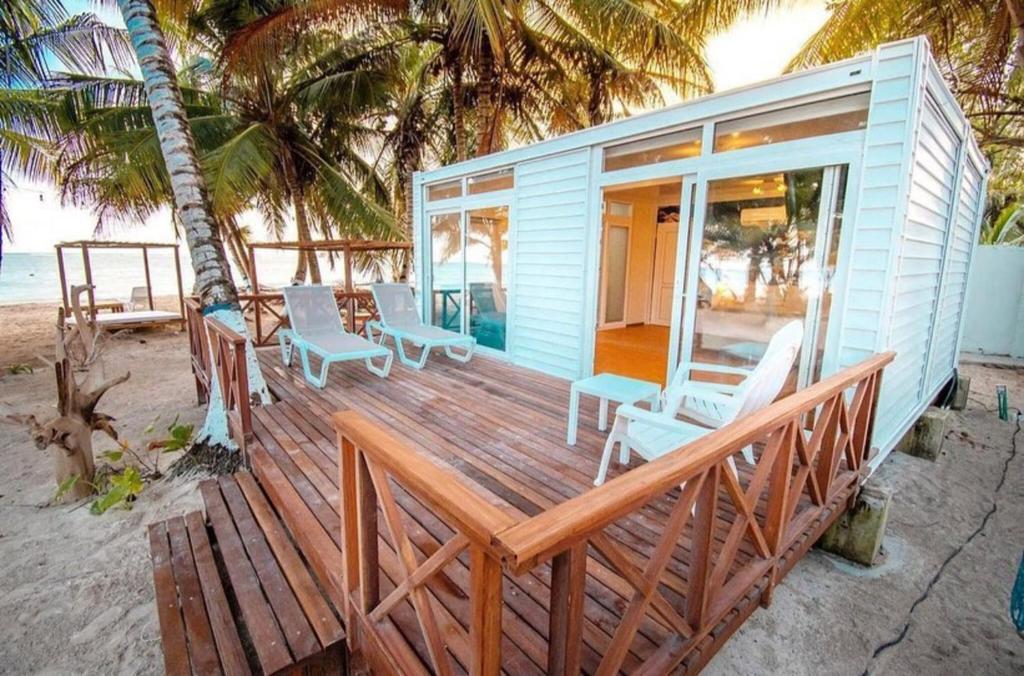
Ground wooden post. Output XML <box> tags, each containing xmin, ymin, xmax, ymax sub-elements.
<box><xmin>685</xmin><ymin>465</ymin><xmax>719</xmax><ymax>630</ymax></box>
<box><xmin>173</xmin><ymin>245</ymin><xmax>186</xmax><ymax>330</ymax></box>
<box><xmin>344</xmin><ymin>244</ymin><xmax>356</xmax><ymax>332</ymax></box>
<box><xmin>142</xmin><ymin>245</ymin><xmax>154</xmax><ymax>310</ymax></box>
<box><xmin>55</xmin><ymin>245</ymin><xmax>70</xmax><ymax>313</ymax></box>
<box><xmin>356</xmin><ymin>450</ymin><xmax>380</xmax><ymax>614</ymax></box>
<box><xmin>338</xmin><ymin>434</ymin><xmax>360</xmax><ymax>631</ymax></box>
<box><xmin>469</xmin><ymin>546</ymin><xmax>503</xmax><ymax>675</ymax></box>
<box><xmin>81</xmin><ymin>243</ymin><xmax>97</xmax><ymax>321</ymax></box>
<box><xmin>249</xmin><ymin>246</ymin><xmax>262</xmax><ymax>343</ymax></box>
<box><xmin>547</xmin><ymin>542</ymin><xmax>586</xmax><ymax>676</ymax></box>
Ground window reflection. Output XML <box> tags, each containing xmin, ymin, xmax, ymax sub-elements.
<box><xmin>466</xmin><ymin>206</ymin><xmax>509</xmax><ymax>351</ymax></box>
<box><xmin>714</xmin><ymin>93</ymin><xmax>869</xmax><ymax>153</ymax></box>
<box><xmin>430</xmin><ymin>212</ymin><xmax>462</xmax><ymax>331</ymax></box>
<box><xmin>693</xmin><ymin>169</ymin><xmax>826</xmax><ymax>394</ymax></box>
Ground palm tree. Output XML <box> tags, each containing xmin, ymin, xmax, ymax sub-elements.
<box><xmin>1</xmin><ymin>0</ymin><xmax>132</xmax><ymax>270</ymax></box>
<box><xmin>776</xmin><ymin>0</ymin><xmax>1024</xmax><ymax>233</ymax></box>
<box><xmin>408</xmin><ymin>0</ymin><xmax>714</xmax><ymax>158</ymax></box>
<box><xmin>114</xmin><ymin>0</ymin><xmax>270</xmax><ymax>445</ymax></box>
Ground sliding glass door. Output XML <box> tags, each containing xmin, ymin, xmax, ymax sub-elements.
<box><xmin>680</xmin><ymin>165</ymin><xmax>849</xmax><ymax>392</ymax></box>
<box><xmin>427</xmin><ymin>206</ymin><xmax>510</xmax><ymax>352</ymax></box>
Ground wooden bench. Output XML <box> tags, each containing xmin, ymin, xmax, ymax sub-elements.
<box><xmin>148</xmin><ymin>473</ymin><xmax>346</xmax><ymax>675</ymax></box>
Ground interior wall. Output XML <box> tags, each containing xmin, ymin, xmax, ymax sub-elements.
<box><xmin>604</xmin><ymin>186</ymin><xmax>659</xmax><ymax>325</ymax></box>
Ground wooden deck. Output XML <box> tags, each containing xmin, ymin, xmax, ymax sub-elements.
<box><xmin>239</xmin><ymin>345</ymin><xmax>888</xmax><ymax>674</ymax></box>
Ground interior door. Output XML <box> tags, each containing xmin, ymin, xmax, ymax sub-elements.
<box><xmin>649</xmin><ymin>223</ymin><xmax>678</xmax><ymax>326</ymax></box>
<box><xmin>599</xmin><ymin>201</ymin><xmax>632</xmax><ymax>329</ymax></box>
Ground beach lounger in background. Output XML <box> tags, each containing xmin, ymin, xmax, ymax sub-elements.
<box><xmin>366</xmin><ymin>283</ymin><xmax>475</xmax><ymax>369</ymax></box>
<box><xmin>280</xmin><ymin>285</ymin><xmax>392</xmax><ymax>387</ymax></box>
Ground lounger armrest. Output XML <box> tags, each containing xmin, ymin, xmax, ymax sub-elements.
<box><xmin>677</xmin><ymin>361</ymin><xmax>753</xmax><ymax>378</ymax></box>
<box><xmin>682</xmin><ymin>380</ymin><xmax>742</xmax><ymax>394</ymax></box>
<box><xmin>614</xmin><ymin>405</ymin><xmax>708</xmax><ymax>435</ymax></box>
<box><xmin>675</xmin><ymin>383</ymin><xmax>738</xmax><ymax>406</ymax></box>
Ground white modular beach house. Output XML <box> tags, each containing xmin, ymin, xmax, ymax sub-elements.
<box><xmin>411</xmin><ymin>37</ymin><xmax>988</xmax><ymax>467</ymax></box>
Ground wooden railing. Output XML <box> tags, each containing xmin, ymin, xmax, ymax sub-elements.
<box><xmin>184</xmin><ymin>299</ymin><xmax>254</xmax><ymax>451</ymax></box>
<box><xmin>205</xmin><ymin>316</ymin><xmax>253</xmax><ymax>452</ymax></box>
<box><xmin>185</xmin><ymin>298</ymin><xmax>210</xmax><ymax>405</ymax></box>
<box><xmin>240</xmin><ymin>289</ymin><xmax>378</xmax><ymax>347</ymax></box>
<box><xmin>332</xmin><ymin>410</ymin><xmax>516</xmax><ymax>675</ymax></box>
<box><xmin>331</xmin><ymin>351</ymin><xmax>893</xmax><ymax>674</ymax></box>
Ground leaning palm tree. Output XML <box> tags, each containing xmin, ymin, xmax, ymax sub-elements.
<box><xmin>114</xmin><ymin>0</ymin><xmax>270</xmax><ymax>445</ymax></box>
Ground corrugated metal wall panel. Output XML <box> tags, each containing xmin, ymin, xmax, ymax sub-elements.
<box><xmin>510</xmin><ymin>150</ymin><xmax>591</xmax><ymax>379</ymax></box>
<box><xmin>926</xmin><ymin>158</ymin><xmax>984</xmax><ymax>392</ymax></box>
<box><xmin>874</xmin><ymin>94</ymin><xmax>961</xmax><ymax>443</ymax></box>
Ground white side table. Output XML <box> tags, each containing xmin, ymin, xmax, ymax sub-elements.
<box><xmin>567</xmin><ymin>373</ymin><xmax>661</xmax><ymax>445</ymax></box>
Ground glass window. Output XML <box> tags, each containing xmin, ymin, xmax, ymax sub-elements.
<box><xmin>426</xmin><ymin>179</ymin><xmax>462</xmax><ymax>201</ymax></box>
<box><xmin>691</xmin><ymin>169</ymin><xmax>829</xmax><ymax>395</ymax></box>
<box><xmin>713</xmin><ymin>92</ymin><xmax>869</xmax><ymax>153</ymax></box>
<box><xmin>466</xmin><ymin>206</ymin><xmax>509</xmax><ymax>351</ymax></box>
<box><xmin>430</xmin><ymin>213</ymin><xmax>462</xmax><ymax>331</ymax></box>
<box><xmin>603</xmin><ymin>128</ymin><xmax>702</xmax><ymax>172</ymax></box>
<box><xmin>467</xmin><ymin>168</ymin><xmax>514</xmax><ymax>194</ymax></box>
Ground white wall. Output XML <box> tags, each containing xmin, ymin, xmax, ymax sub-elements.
<box><xmin>962</xmin><ymin>246</ymin><xmax>1024</xmax><ymax>359</ymax></box>
<box><xmin>868</xmin><ymin>46</ymin><xmax>989</xmax><ymax>467</ymax></box>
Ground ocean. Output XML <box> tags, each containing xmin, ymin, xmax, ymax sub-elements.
<box><xmin>0</xmin><ymin>250</ymin><xmax>376</xmax><ymax>305</ymax></box>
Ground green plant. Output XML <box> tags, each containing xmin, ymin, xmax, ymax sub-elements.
<box><xmin>5</xmin><ymin>363</ymin><xmax>33</xmax><ymax>375</ymax></box>
<box><xmin>980</xmin><ymin>203</ymin><xmax>1024</xmax><ymax>246</ymax></box>
<box><xmin>54</xmin><ymin>474</ymin><xmax>80</xmax><ymax>502</ymax></box>
<box><xmin>53</xmin><ymin>415</ymin><xmax>198</xmax><ymax>510</ymax></box>
<box><xmin>89</xmin><ymin>466</ymin><xmax>144</xmax><ymax>514</ymax></box>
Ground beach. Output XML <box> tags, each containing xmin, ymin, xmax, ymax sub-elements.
<box><xmin>0</xmin><ymin>296</ymin><xmax>184</xmax><ymax>369</ymax></box>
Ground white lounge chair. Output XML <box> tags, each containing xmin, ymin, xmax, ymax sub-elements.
<box><xmin>594</xmin><ymin>320</ymin><xmax>803</xmax><ymax>486</ymax></box>
<box><xmin>127</xmin><ymin>286</ymin><xmax>150</xmax><ymax>311</ymax></box>
<box><xmin>366</xmin><ymin>283</ymin><xmax>475</xmax><ymax>369</ymax></box>
<box><xmin>280</xmin><ymin>285</ymin><xmax>393</xmax><ymax>387</ymax></box>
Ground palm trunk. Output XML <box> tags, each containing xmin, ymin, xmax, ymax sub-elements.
<box><xmin>474</xmin><ymin>41</ymin><xmax>498</xmax><ymax>156</ymax></box>
<box><xmin>284</xmin><ymin>156</ymin><xmax>321</xmax><ymax>284</ymax></box>
<box><xmin>1006</xmin><ymin>0</ymin><xmax>1024</xmax><ymax>70</ymax></box>
<box><xmin>450</xmin><ymin>56</ymin><xmax>467</xmax><ymax>161</ymax></box>
<box><xmin>221</xmin><ymin>217</ymin><xmax>251</xmax><ymax>288</ymax></box>
<box><xmin>116</xmin><ymin>0</ymin><xmax>270</xmax><ymax>447</ymax></box>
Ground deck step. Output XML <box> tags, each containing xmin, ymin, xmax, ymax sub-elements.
<box><xmin>148</xmin><ymin>472</ymin><xmax>346</xmax><ymax>675</ymax></box>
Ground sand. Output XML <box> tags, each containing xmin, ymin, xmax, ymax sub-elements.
<box><xmin>0</xmin><ymin>296</ymin><xmax>184</xmax><ymax>370</ymax></box>
<box><xmin>0</xmin><ymin>301</ymin><xmax>1022</xmax><ymax>674</ymax></box>
<box><xmin>0</xmin><ymin>316</ymin><xmax>204</xmax><ymax>675</ymax></box>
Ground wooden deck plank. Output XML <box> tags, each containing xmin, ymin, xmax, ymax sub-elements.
<box><xmin>148</xmin><ymin>521</ymin><xmax>191</xmax><ymax>676</ymax></box>
<box><xmin>183</xmin><ymin>512</ymin><xmax>252</xmax><ymax>676</ymax></box>
<box><xmin>251</xmin><ymin>349</ymin><xmax>833</xmax><ymax>672</ymax></box>
<box><xmin>200</xmin><ymin>480</ymin><xmax>294</xmax><ymax>675</ymax></box>
<box><xmin>165</xmin><ymin>516</ymin><xmax>222</xmax><ymax>675</ymax></box>
<box><xmin>215</xmin><ymin>476</ymin><xmax>323</xmax><ymax>663</ymax></box>
<box><xmin>233</xmin><ymin>472</ymin><xmax>345</xmax><ymax>650</ymax></box>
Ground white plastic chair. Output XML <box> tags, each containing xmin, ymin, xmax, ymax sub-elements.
<box><xmin>594</xmin><ymin>320</ymin><xmax>803</xmax><ymax>486</ymax></box>
<box><xmin>365</xmin><ymin>283</ymin><xmax>475</xmax><ymax>369</ymax></box>
<box><xmin>280</xmin><ymin>285</ymin><xmax>393</xmax><ymax>387</ymax></box>
<box><xmin>127</xmin><ymin>286</ymin><xmax>149</xmax><ymax>311</ymax></box>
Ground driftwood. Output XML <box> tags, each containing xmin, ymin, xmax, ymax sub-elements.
<box><xmin>18</xmin><ymin>286</ymin><xmax>130</xmax><ymax>500</ymax></box>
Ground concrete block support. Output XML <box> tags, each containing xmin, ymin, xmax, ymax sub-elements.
<box><xmin>896</xmin><ymin>406</ymin><xmax>951</xmax><ymax>461</ymax></box>
<box><xmin>818</xmin><ymin>485</ymin><xmax>892</xmax><ymax>566</ymax></box>
<box><xmin>951</xmin><ymin>375</ymin><xmax>971</xmax><ymax>411</ymax></box>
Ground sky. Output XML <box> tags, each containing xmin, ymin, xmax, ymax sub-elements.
<box><xmin>3</xmin><ymin>1</ymin><xmax>829</xmax><ymax>253</ymax></box>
